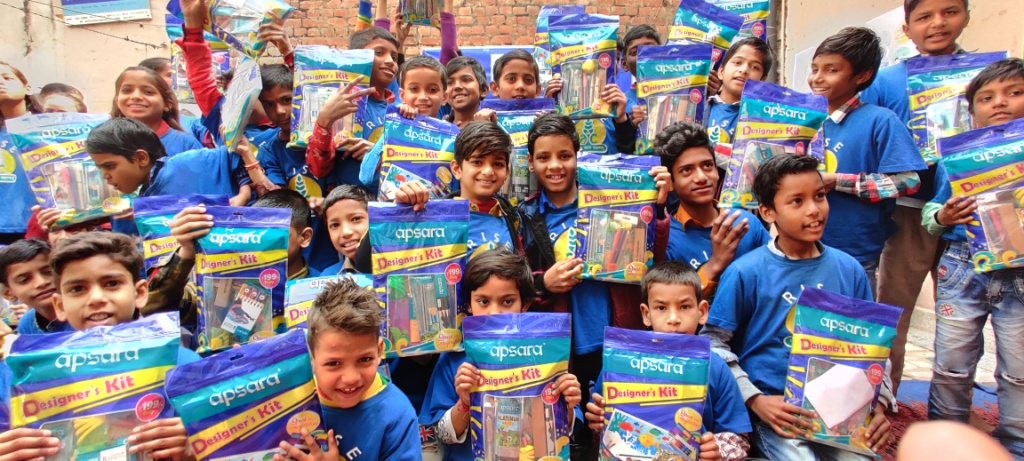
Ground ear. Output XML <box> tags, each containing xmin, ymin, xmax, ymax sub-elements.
<box><xmin>489</xmin><ymin>81</ymin><xmax>500</xmax><ymax>96</ymax></box>
<box><xmin>902</xmin><ymin>23</ymin><xmax>910</xmax><ymax>39</ymax></box>
<box><xmin>134</xmin><ymin>279</ymin><xmax>150</xmax><ymax>312</ymax></box>
<box><xmin>527</xmin><ymin>153</ymin><xmax>534</xmax><ymax>172</ymax></box>
<box><xmin>398</xmin><ymin>87</ymin><xmax>406</xmax><ymax>102</ymax></box>
<box><xmin>717</xmin><ymin>65</ymin><xmax>726</xmax><ymax>81</ymax></box>
<box><xmin>640</xmin><ymin>303</ymin><xmax>652</xmax><ymax>328</ymax></box>
<box><xmin>853</xmin><ymin>69</ymin><xmax>874</xmax><ymax>87</ymax></box>
<box><xmin>759</xmin><ymin>203</ymin><xmax>777</xmax><ymax>224</ymax></box>
<box><xmin>377</xmin><ymin>336</ymin><xmax>385</xmax><ymax>358</ymax></box>
<box><xmin>450</xmin><ymin>159</ymin><xmax>463</xmax><ymax>181</ymax></box>
<box><xmin>53</xmin><ymin>292</ymin><xmax>67</xmax><ymax>322</ymax></box>
<box><xmin>698</xmin><ymin>299</ymin><xmax>710</xmax><ymax>325</ymax></box>
<box><xmin>300</xmin><ymin>226</ymin><xmax>314</xmax><ymax>249</ymax></box>
<box><xmin>1</xmin><ymin>286</ymin><xmax>16</xmax><ymax>302</ymax></box>
<box><xmin>133</xmin><ymin>149</ymin><xmax>151</xmax><ymax>167</ymax></box>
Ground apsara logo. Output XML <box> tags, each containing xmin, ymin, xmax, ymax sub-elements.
<box><xmin>209</xmin><ymin>373</ymin><xmax>282</xmax><ymax>407</ymax></box>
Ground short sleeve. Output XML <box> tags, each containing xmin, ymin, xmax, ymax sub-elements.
<box><xmin>875</xmin><ymin>109</ymin><xmax>927</xmax><ymax>174</ymax></box>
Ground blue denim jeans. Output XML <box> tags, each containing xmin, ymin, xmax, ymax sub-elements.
<box><xmin>752</xmin><ymin>423</ymin><xmax>870</xmax><ymax>461</ymax></box>
<box><xmin>930</xmin><ymin>242</ymin><xmax>1024</xmax><ymax>458</ymax></box>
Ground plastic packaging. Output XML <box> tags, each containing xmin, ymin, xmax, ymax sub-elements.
<box><xmin>548</xmin><ymin>14</ymin><xmax>619</xmax><ymax>120</ymax></box>
<box><xmin>377</xmin><ymin>107</ymin><xmax>460</xmax><ymax>201</ymax></box>
<box><xmin>289</xmin><ymin>46</ymin><xmax>374</xmax><ymax>150</ymax></box>
<box><xmin>634</xmin><ymin>43</ymin><xmax>713</xmax><ymax>155</ymax></box>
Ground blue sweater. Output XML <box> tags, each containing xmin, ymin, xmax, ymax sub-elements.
<box><xmin>419</xmin><ymin>351</ymin><xmax>472</xmax><ymax>461</ymax></box>
<box><xmin>322</xmin><ymin>375</ymin><xmax>421</xmax><ymax>461</ymax></box>
<box><xmin>160</xmin><ymin>126</ymin><xmax>204</xmax><ymax>157</ymax></box>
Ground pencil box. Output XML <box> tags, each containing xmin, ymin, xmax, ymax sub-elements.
<box><xmin>667</xmin><ymin>0</ymin><xmax>743</xmax><ymax>69</ymax></box>
<box><xmin>720</xmin><ymin>80</ymin><xmax>827</xmax><ymax>209</ymax></box>
<box><xmin>600</xmin><ymin>327</ymin><xmax>710</xmax><ymax>461</ymax></box>
<box><xmin>369</xmin><ymin>200</ymin><xmax>469</xmax><ymax>357</ymax></box>
<box><xmin>548</xmin><ymin>13</ymin><xmax>619</xmax><ymax>120</ymax></box>
<box><xmin>784</xmin><ymin>288</ymin><xmax>901</xmax><ymax>458</ymax></box>
<box><xmin>134</xmin><ymin>194</ymin><xmax>231</xmax><ymax>273</ymax></box>
<box><xmin>7</xmin><ymin>113</ymin><xmax>129</xmax><ymax>228</ymax></box>
<box><xmin>464</xmin><ymin>312</ymin><xmax>573</xmax><ymax>461</ymax></box>
<box><xmin>284</xmin><ymin>274</ymin><xmax>373</xmax><ymax>330</ymax></box>
<box><xmin>8</xmin><ymin>313</ymin><xmax>181</xmax><ymax>461</ymax></box>
<box><xmin>377</xmin><ymin>106</ymin><xmax>460</xmax><ymax>201</ymax></box>
<box><xmin>634</xmin><ymin>43</ymin><xmax>713</xmax><ymax>155</ymax></box>
<box><xmin>289</xmin><ymin>46</ymin><xmax>374</xmax><ymax>150</ymax></box>
<box><xmin>575</xmin><ymin>153</ymin><xmax>660</xmax><ymax>284</ymax></box>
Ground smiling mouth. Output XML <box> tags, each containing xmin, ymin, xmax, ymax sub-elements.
<box><xmin>341</xmin><ymin>240</ymin><xmax>359</xmax><ymax>251</ymax></box>
<box><xmin>805</xmin><ymin>221</ymin><xmax>824</xmax><ymax>231</ymax></box>
<box><xmin>336</xmin><ymin>385</ymin><xmax>364</xmax><ymax>398</ymax></box>
<box><xmin>86</xmin><ymin>312</ymin><xmax>114</xmax><ymax>323</ymax></box>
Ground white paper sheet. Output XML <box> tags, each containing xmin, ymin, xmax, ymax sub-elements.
<box><xmin>804</xmin><ymin>362</ymin><xmax>874</xmax><ymax>429</ymax></box>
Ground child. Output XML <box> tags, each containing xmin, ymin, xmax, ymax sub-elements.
<box><xmin>0</xmin><ymin>238</ymin><xmax>70</xmax><ymax>334</ymax></box>
<box><xmin>320</xmin><ymin>185</ymin><xmax>372</xmax><ymax>275</ymax></box>
<box><xmin>38</xmin><ymin>83</ymin><xmax>88</xmax><ymax>113</ymax></box>
<box><xmin>706</xmin><ymin>37</ymin><xmax>774</xmax><ymax>147</ymax></box>
<box><xmin>619</xmin><ymin>24</ymin><xmax>661</xmax><ymax>126</ymax></box>
<box><xmin>654</xmin><ymin>121</ymin><xmax>770</xmax><ymax>298</ymax></box>
<box><xmin>923</xmin><ymin>58</ymin><xmax>1024</xmax><ymax>457</ymax></box>
<box><xmin>444</xmin><ymin>56</ymin><xmax>487</xmax><ymax>127</ymax></box>
<box><xmin>810</xmin><ymin>27</ymin><xmax>927</xmax><ymax>293</ymax></box>
<box><xmin>419</xmin><ymin>249</ymin><xmax>582</xmax><ymax>461</ymax></box>
<box><xmin>860</xmin><ymin>0</ymin><xmax>971</xmax><ymax>391</ymax></box>
<box><xmin>110</xmin><ymin>66</ymin><xmax>203</xmax><ymax>157</ymax></box>
<box><xmin>137</xmin><ymin>57</ymin><xmax>209</xmax><ymax>146</ymax></box>
<box><xmin>702</xmin><ymin>154</ymin><xmax>892</xmax><ymax>460</ymax></box>
<box><xmin>0</xmin><ymin>232</ymin><xmax>198</xmax><ymax>458</ymax></box>
<box><xmin>0</xmin><ymin>60</ymin><xmax>41</xmax><ymax>234</ymax></box>
<box><xmin>584</xmin><ymin>261</ymin><xmax>752</xmax><ymax>460</ymax></box>
<box><xmin>275</xmin><ymin>278</ymin><xmax>420</xmax><ymax>461</ymax></box>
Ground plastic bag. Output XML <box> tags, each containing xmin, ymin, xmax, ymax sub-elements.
<box><xmin>284</xmin><ymin>274</ymin><xmax>373</xmax><ymax>330</ymax></box>
<box><xmin>401</xmin><ymin>0</ymin><xmax>441</xmax><ymax>27</ymax></box>
<box><xmin>166</xmin><ymin>15</ymin><xmax>231</xmax><ymax>104</ymax></box>
<box><xmin>463</xmin><ymin>312</ymin><xmax>573</xmax><ymax>461</ymax></box>
<box><xmin>720</xmin><ymin>80</ymin><xmax>827</xmax><ymax>209</ymax></box>
<box><xmin>548</xmin><ymin>14</ymin><xmax>619</xmax><ymax>120</ymax></box>
<box><xmin>368</xmin><ymin>200</ymin><xmax>469</xmax><ymax>357</ymax></box>
<box><xmin>709</xmin><ymin>0</ymin><xmax>771</xmax><ymax>40</ymax></box>
<box><xmin>667</xmin><ymin>0</ymin><xmax>744</xmax><ymax>68</ymax></box>
<box><xmin>575</xmin><ymin>154</ymin><xmax>660</xmax><ymax>284</ymax></box>
<box><xmin>221</xmin><ymin>58</ymin><xmax>262</xmax><ymax>151</ymax></box>
<box><xmin>203</xmin><ymin>0</ymin><xmax>294</xmax><ymax>58</ymax></box>
<box><xmin>479</xmin><ymin>98</ymin><xmax>555</xmax><ymax>204</ymax></box>
<box><xmin>377</xmin><ymin>106</ymin><xmax>460</xmax><ymax>201</ymax></box>
<box><xmin>289</xmin><ymin>46</ymin><xmax>374</xmax><ymax>150</ymax></box>
<box><xmin>134</xmin><ymin>194</ymin><xmax>230</xmax><ymax>273</ymax></box>
<box><xmin>534</xmin><ymin>5</ymin><xmax>587</xmax><ymax>89</ymax></box>
<box><xmin>784</xmin><ymin>288</ymin><xmax>901</xmax><ymax>457</ymax></box>
<box><xmin>635</xmin><ymin>43</ymin><xmax>713</xmax><ymax>154</ymax></box>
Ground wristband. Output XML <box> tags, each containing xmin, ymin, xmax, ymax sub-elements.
<box><xmin>244</xmin><ymin>160</ymin><xmax>261</xmax><ymax>171</ymax></box>
<box><xmin>457</xmin><ymin>400</ymin><xmax>470</xmax><ymax>412</ymax></box>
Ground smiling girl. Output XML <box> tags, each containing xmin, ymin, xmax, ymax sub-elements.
<box><xmin>110</xmin><ymin>66</ymin><xmax>202</xmax><ymax>157</ymax></box>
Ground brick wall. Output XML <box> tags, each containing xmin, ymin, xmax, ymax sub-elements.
<box><xmin>286</xmin><ymin>0</ymin><xmax>679</xmax><ymax>54</ymax></box>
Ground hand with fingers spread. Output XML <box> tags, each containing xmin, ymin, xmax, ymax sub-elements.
<box><xmin>316</xmin><ymin>80</ymin><xmax>377</xmax><ymax>131</ymax></box>
<box><xmin>631</xmin><ymin>105</ymin><xmax>647</xmax><ymax>126</ymax></box>
<box><xmin>393</xmin><ymin>181</ymin><xmax>431</xmax><ymax>211</ymax></box>
<box><xmin>748</xmin><ymin>394</ymin><xmax>816</xmax><ymax>438</ymax></box>
<box><xmin>258</xmin><ymin>14</ymin><xmax>292</xmax><ymax>56</ymax></box>
<box><xmin>698</xmin><ymin>432</ymin><xmax>722</xmax><ymax>460</ymax></box>
<box><xmin>936</xmin><ymin>195</ymin><xmax>977</xmax><ymax>226</ymax></box>
<box><xmin>273</xmin><ymin>428</ymin><xmax>339</xmax><ymax>461</ymax></box>
<box><xmin>543</xmin><ymin>257</ymin><xmax>583</xmax><ymax>294</ymax></box>
<box><xmin>584</xmin><ymin>393</ymin><xmax>606</xmax><ymax>433</ymax></box>
<box><xmin>650</xmin><ymin>166</ymin><xmax>672</xmax><ymax>206</ymax></box>
<box><xmin>601</xmin><ymin>84</ymin><xmax>627</xmax><ymax>123</ymax></box>
<box><xmin>473</xmin><ymin>108</ymin><xmax>497</xmax><ymax>123</ymax></box>
<box><xmin>865</xmin><ymin>402</ymin><xmax>892</xmax><ymax>452</ymax></box>
<box><xmin>127</xmin><ymin>418</ymin><xmax>193</xmax><ymax>461</ymax></box>
<box><xmin>0</xmin><ymin>428</ymin><xmax>61</xmax><ymax>461</ymax></box>
<box><xmin>170</xmin><ymin>206</ymin><xmax>215</xmax><ymax>260</ymax></box>
<box><xmin>545</xmin><ymin>79</ymin><xmax>563</xmax><ymax>99</ymax></box>
<box><xmin>703</xmin><ymin>210</ymin><xmax>750</xmax><ymax>281</ymax></box>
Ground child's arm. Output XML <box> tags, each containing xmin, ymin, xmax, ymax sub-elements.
<box><xmin>305</xmin><ymin>81</ymin><xmax>376</xmax><ymax>179</ymax></box>
<box><xmin>824</xmin><ymin>171</ymin><xmax>921</xmax><ymax>203</ymax></box>
<box><xmin>373</xmin><ymin>0</ymin><xmax>390</xmax><ymax>29</ymax></box>
<box><xmin>390</xmin><ymin>6</ymin><xmax>411</xmax><ymax>55</ymax></box>
<box><xmin>584</xmin><ymin>393</ymin><xmax>606</xmax><ymax>433</ymax></box>
<box><xmin>602</xmin><ymin>84</ymin><xmax>636</xmax><ymax>154</ymax></box>
<box><xmin>865</xmin><ymin>403</ymin><xmax>893</xmax><ymax>452</ymax></box>
<box><xmin>824</xmin><ymin>112</ymin><xmax>926</xmax><ymax>202</ymax></box>
<box><xmin>127</xmin><ymin>418</ymin><xmax>194</xmax><ymax>461</ymax></box>
<box><xmin>0</xmin><ymin>428</ymin><xmax>60</xmax><ymax>461</ymax></box>
<box><xmin>143</xmin><ymin>206</ymin><xmax>211</xmax><ymax>316</ymax></box>
<box><xmin>439</xmin><ymin>0</ymin><xmax>458</xmax><ymax>65</ymax></box>
<box><xmin>355</xmin><ymin>0</ymin><xmax>373</xmax><ymax>30</ymax></box>
<box><xmin>229</xmin><ymin>184</ymin><xmax>252</xmax><ymax>206</ymax></box>
<box><xmin>923</xmin><ymin>164</ymin><xmax>976</xmax><ymax>235</ymax></box>
<box><xmin>699</xmin><ymin>210</ymin><xmax>750</xmax><ymax>281</ymax></box>
<box><xmin>257</xmin><ymin>14</ymin><xmax>295</xmax><ymax>70</ymax></box>
<box><xmin>651</xmin><ymin>165</ymin><xmax>672</xmax><ymax>262</ymax></box>
<box><xmin>541</xmin><ymin>258</ymin><xmax>583</xmax><ymax>295</ymax></box>
<box><xmin>274</xmin><ymin>429</ymin><xmax>339</xmax><ymax>461</ymax></box>
<box><xmin>178</xmin><ymin>0</ymin><xmax>223</xmax><ymax>117</ymax></box>
<box><xmin>444</xmin><ymin>362</ymin><xmax>481</xmax><ymax>440</ymax></box>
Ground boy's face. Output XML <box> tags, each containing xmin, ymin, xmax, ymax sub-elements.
<box><xmin>90</xmin><ymin>150</ymin><xmax>151</xmax><ymax>194</ymax></box>
<box><xmin>759</xmin><ymin>171</ymin><xmax>829</xmax><ymax>246</ymax></box>
<box><xmin>452</xmin><ymin>150</ymin><xmax>508</xmax><ymax>203</ymax></box>
<box><xmin>286</xmin><ymin>224</ymin><xmax>313</xmax><ymax>270</ymax></box>
<box><xmin>529</xmin><ymin>134</ymin><xmax>577</xmax><ymax>196</ymax></box>
<box><xmin>491</xmin><ymin>59</ymin><xmax>540</xmax><ymax>100</ymax></box>
<box><xmin>903</xmin><ymin>0</ymin><xmax>969</xmax><ymax>56</ymax></box>
<box><xmin>259</xmin><ymin>85</ymin><xmax>293</xmax><ymax>135</ymax></box>
<box><xmin>808</xmin><ymin>53</ymin><xmax>872</xmax><ymax>108</ymax></box>
<box><xmin>366</xmin><ymin>38</ymin><xmax>399</xmax><ymax>88</ymax></box>
<box><xmin>399</xmin><ymin>68</ymin><xmax>445</xmax><ymax>118</ymax></box>
<box><xmin>641</xmin><ymin>282</ymin><xmax>708</xmax><ymax>335</ymax></box>
<box><xmin>470</xmin><ymin>276</ymin><xmax>524</xmax><ymax>316</ymax></box>
<box><xmin>446</xmin><ymin>67</ymin><xmax>483</xmax><ymax>113</ymax></box>
<box><xmin>311</xmin><ymin>330</ymin><xmax>383</xmax><ymax>409</ymax></box>
<box><xmin>53</xmin><ymin>255</ymin><xmax>146</xmax><ymax>331</ymax></box>
<box><xmin>116</xmin><ymin>70</ymin><xmax>168</xmax><ymax>126</ymax></box>
<box><xmin>972</xmin><ymin>77</ymin><xmax>1024</xmax><ymax>128</ymax></box>
<box><xmin>1</xmin><ymin>253</ymin><xmax>55</xmax><ymax>311</ymax></box>
<box><xmin>325</xmin><ymin>199</ymin><xmax>368</xmax><ymax>260</ymax></box>
<box><xmin>624</xmin><ymin>37</ymin><xmax>660</xmax><ymax>77</ymax></box>
<box><xmin>718</xmin><ymin>45</ymin><xmax>766</xmax><ymax>100</ymax></box>
<box><xmin>671</xmin><ymin>146</ymin><xmax>718</xmax><ymax>207</ymax></box>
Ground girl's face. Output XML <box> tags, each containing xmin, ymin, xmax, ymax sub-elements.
<box><xmin>0</xmin><ymin>65</ymin><xmax>28</xmax><ymax>105</ymax></box>
<box><xmin>116</xmin><ymin>70</ymin><xmax>168</xmax><ymax>126</ymax></box>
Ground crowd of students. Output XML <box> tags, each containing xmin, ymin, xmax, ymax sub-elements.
<box><xmin>1</xmin><ymin>0</ymin><xmax>1023</xmax><ymax>459</ymax></box>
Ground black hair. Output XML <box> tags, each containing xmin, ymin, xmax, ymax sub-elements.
<box><xmin>322</xmin><ymin>185</ymin><xmax>372</xmax><ymax>218</ymax></box>
<box><xmin>0</xmin><ymin>61</ymin><xmax>43</xmax><ymax>126</ymax></box>
<box><xmin>349</xmin><ymin>27</ymin><xmax>400</xmax><ymax>51</ymax></box>
<box><xmin>492</xmin><ymin>50</ymin><xmax>539</xmax><ymax>84</ymax></box>
<box><xmin>307</xmin><ymin>278</ymin><xmax>382</xmax><ymax>347</ymax></box>
<box><xmin>463</xmin><ymin>249</ymin><xmax>537</xmax><ymax>308</ymax></box>
<box><xmin>445</xmin><ymin>56</ymin><xmax>487</xmax><ymax>96</ymax></box>
<box><xmin>813</xmin><ymin>27</ymin><xmax>883</xmax><ymax>93</ymax></box>
<box><xmin>253</xmin><ymin>189</ymin><xmax>312</xmax><ymax>231</ymax></box>
<box><xmin>455</xmin><ymin>121</ymin><xmax>511</xmax><ymax>164</ymax></box>
<box><xmin>722</xmin><ymin>36</ymin><xmax>775</xmax><ymax>77</ymax></box>
<box><xmin>904</xmin><ymin>0</ymin><xmax>969</xmax><ymax>22</ymax></box>
<box><xmin>966</xmin><ymin>58</ymin><xmax>1024</xmax><ymax>112</ymax></box>
<box><xmin>260</xmin><ymin>64</ymin><xmax>293</xmax><ymax>92</ymax></box>
<box><xmin>50</xmin><ymin>232</ymin><xmax>143</xmax><ymax>284</ymax></box>
<box><xmin>137</xmin><ymin>57</ymin><xmax>172</xmax><ymax>73</ymax></box>
<box><xmin>86</xmin><ymin>118</ymin><xmax>167</xmax><ymax>162</ymax></box>
<box><xmin>619</xmin><ymin>24</ymin><xmax>661</xmax><ymax>54</ymax></box>
<box><xmin>0</xmin><ymin>238</ymin><xmax>51</xmax><ymax>286</ymax></box>
<box><xmin>399</xmin><ymin>55</ymin><xmax>447</xmax><ymax>91</ymax></box>
<box><xmin>111</xmin><ymin>66</ymin><xmax>184</xmax><ymax>132</ymax></box>
<box><xmin>39</xmin><ymin>83</ymin><xmax>88</xmax><ymax>112</ymax></box>
<box><xmin>752</xmin><ymin>154</ymin><xmax>821</xmax><ymax>210</ymax></box>
<box><xmin>653</xmin><ymin>121</ymin><xmax>714</xmax><ymax>170</ymax></box>
<box><xmin>527</xmin><ymin>113</ymin><xmax>579</xmax><ymax>156</ymax></box>
<box><xmin>641</xmin><ymin>260</ymin><xmax>703</xmax><ymax>304</ymax></box>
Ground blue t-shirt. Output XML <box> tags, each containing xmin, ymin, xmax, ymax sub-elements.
<box><xmin>706</xmin><ymin>244</ymin><xmax>873</xmax><ymax>396</ymax></box>
<box><xmin>160</xmin><ymin>127</ymin><xmax>204</xmax><ymax>158</ymax></box>
<box><xmin>540</xmin><ymin>193</ymin><xmax>610</xmax><ymax>354</ymax></box>
<box><xmin>707</xmin><ymin>99</ymin><xmax>740</xmax><ymax>147</ymax></box>
<box><xmin>16</xmin><ymin>308</ymin><xmax>73</xmax><ymax>335</ymax></box>
<box><xmin>364</xmin><ymin>96</ymin><xmax>391</xmax><ymax>145</ymax></box>
<box><xmin>180</xmin><ymin>113</ymin><xmax>210</xmax><ymax>146</ymax></box>
<box><xmin>591</xmin><ymin>353</ymin><xmax>752</xmax><ymax>435</ymax></box>
<box><xmin>468</xmin><ymin>209</ymin><xmax>514</xmax><ymax>259</ymax></box>
<box><xmin>929</xmin><ymin>164</ymin><xmax>968</xmax><ymax>243</ymax></box>
<box><xmin>0</xmin><ymin>128</ymin><xmax>35</xmax><ymax>233</ymax></box>
<box><xmin>146</xmin><ymin>147</ymin><xmax>237</xmax><ymax>198</ymax></box>
<box><xmin>419</xmin><ymin>351</ymin><xmax>471</xmax><ymax>461</ymax></box>
<box><xmin>859</xmin><ymin>62</ymin><xmax>911</xmax><ymax>124</ymax></box>
<box><xmin>666</xmin><ymin>208</ymin><xmax>770</xmax><ymax>270</ymax></box>
<box><xmin>821</xmin><ymin>103</ymin><xmax>927</xmax><ymax>263</ymax></box>
<box><xmin>200</xmin><ymin>98</ymin><xmax>272</xmax><ymax>147</ymax></box>
<box><xmin>322</xmin><ymin>376</ymin><xmax>421</xmax><ymax>461</ymax></box>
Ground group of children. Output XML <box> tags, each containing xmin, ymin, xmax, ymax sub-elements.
<box><xmin>1</xmin><ymin>0</ymin><xmax>1023</xmax><ymax>459</ymax></box>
